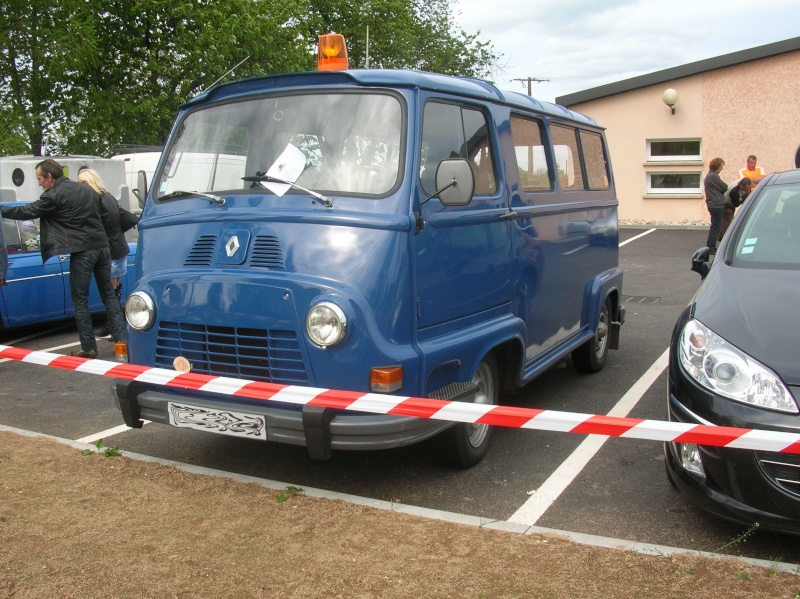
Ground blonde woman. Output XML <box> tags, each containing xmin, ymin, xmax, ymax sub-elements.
<box><xmin>77</xmin><ymin>168</ymin><xmax>130</xmax><ymax>336</ymax></box>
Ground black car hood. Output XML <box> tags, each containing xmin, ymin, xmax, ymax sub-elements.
<box><xmin>693</xmin><ymin>261</ymin><xmax>800</xmax><ymax>385</ymax></box>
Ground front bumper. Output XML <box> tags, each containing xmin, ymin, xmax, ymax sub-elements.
<box><xmin>666</xmin><ymin>389</ymin><xmax>800</xmax><ymax>536</ymax></box>
<box><xmin>113</xmin><ymin>379</ymin><xmax>474</xmax><ymax>460</ymax></box>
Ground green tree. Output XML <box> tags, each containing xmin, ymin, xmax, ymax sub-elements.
<box><xmin>0</xmin><ymin>0</ymin><xmax>100</xmax><ymax>155</ymax></box>
<box><xmin>1</xmin><ymin>0</ymin><xmax>500</xmax><ymax>156</ymax></box>
<box><xmin>66</xmin><ymin>0</ymin><xmax>311</xmax><ymax>156</ymax></box>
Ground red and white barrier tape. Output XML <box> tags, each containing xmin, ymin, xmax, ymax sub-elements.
<box><xmin>2</xmin><ymin>344</ymin><xmax>799</xmax><ymax>455</ymax></box>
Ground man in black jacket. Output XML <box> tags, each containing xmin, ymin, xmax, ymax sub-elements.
<box><xmin>0</xmin><ymin>159</ymin><xmax>126</xmax><ymax>358</ymax></box>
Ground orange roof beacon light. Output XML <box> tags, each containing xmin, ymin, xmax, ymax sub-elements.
<box><xmin>317</xmin><ymin>33</ymin><xmax>348</xmax><ymax>71</ymax></box>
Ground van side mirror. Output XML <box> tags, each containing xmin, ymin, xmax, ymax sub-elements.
<box><xmin>690</xmin><ymin>247</ymin><xmax>711</xmax><ymax>279</ymax></box>
<box><xmin>415</xmin><ymin>159</ymin><xmax>475</xmax><ymax>234</ymax></box>
<box><xmin>134</xmin><ymin>170</ymin><xmax>148</xmax><ymax>208</ymax></box>
<box><xmin>435</xmin><ymin>159</ymin><xmax>475</xmax><ymax>206</ymax></box>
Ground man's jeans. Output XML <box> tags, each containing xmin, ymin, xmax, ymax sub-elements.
<box><xmin>70</xmin><ymin>248</ymin><xmax>126</xmax><ymax>352</ymax></box>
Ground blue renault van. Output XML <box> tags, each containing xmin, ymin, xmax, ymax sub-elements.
<box><xmin>114</xmin><ymin>68</ymin><xmax>624</xmax><ymax>467</ymax></box>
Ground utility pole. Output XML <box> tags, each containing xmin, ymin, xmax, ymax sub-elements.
<box><xmin>511</xmin><ymin>77</ymin><xmax>549</xmax><ymax>96</ymax></box>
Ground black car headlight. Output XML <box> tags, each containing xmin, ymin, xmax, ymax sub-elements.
<box><xmin>679</xmin><ymin>319</ymin><xmax>798</xmax><ymax>413</ymax></box>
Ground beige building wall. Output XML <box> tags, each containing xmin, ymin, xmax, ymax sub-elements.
<box><xmin>567</xmin><ymin>50</ymin><xmax>800</xmax><ymax>223</ymax></box>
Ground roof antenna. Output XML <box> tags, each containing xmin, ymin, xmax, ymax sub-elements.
<box><xmin>202</xmin><ymin>55</ymin><xmax>251</xmax><ymax>92</ymax></box>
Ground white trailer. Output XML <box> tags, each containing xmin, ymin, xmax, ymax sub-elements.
<box><xmin>0</xmin><ymin>155</ymin><xmax>133</xmax><ymax>211</ymax></box>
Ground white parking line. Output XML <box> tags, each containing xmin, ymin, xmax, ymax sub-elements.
<box><xmin>619</xmin><ymin>228</ymin><xmax>656</xmax><ymax>247</ymax></box>
<box><xmin>1</xmin><ymin>335</ymin><xmax>147</xmax><ymax>443</ymax></box>
<box><xmin>0</xmin><ymin>325</ymin><xmax>76</xmax><ymax>364</ymax></box>
<box><xmin>77</xmin><ymin>422</ymin><xmax>150</xmax><ymax>444</ymax></box>
<box><xmin>508</xmin><ymin>348</ymin><xmax>669</xmax><ymax>526</ymax></box>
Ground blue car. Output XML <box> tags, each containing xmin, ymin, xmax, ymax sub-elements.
<box><xmin>0</xmin><ymin>203</ymin><xmax>136</xmax><ymax>329</ymax></box>
<box><xmin>665</xmin><ymin>169</ymin><xmax>800</xmax><ymax>535</ymax></box>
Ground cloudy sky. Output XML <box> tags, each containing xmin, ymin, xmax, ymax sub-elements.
<box><xmin>454</xmin><ymin>0</ymin><xmax>799</xmax><ymax>103</ymax></box>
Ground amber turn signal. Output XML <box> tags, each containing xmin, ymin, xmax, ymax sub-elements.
<box><xmin>370</xmin><ymin>366</ymin><xmax>403</xmax><ymax>393</ymax></box>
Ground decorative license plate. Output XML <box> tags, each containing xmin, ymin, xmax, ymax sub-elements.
<box><xmin>167</xmin><ymin>402</ymin><xmax>267</xmax><ymax>440</ymax></box>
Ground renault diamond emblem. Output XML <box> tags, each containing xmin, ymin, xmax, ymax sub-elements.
<box><xmin>225</xmin><ymin>235</ymin><xmax>240</xmax><ymax>258</ymax></box>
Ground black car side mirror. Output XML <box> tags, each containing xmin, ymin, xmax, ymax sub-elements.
<box><xmin>691</xmin><ymin>247</ymin><xmax>711</xmax><ymax>280</ymax></box>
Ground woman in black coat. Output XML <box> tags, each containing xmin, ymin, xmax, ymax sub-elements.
<box><xmin>704</xmin><ymin>157</ymin><xmax>728</xmax><ymax>252</ymax></box>
<box><xmin>77</xmin><ymin>168</ymin><xmax>134</xmax><ymax>335</ymax></box>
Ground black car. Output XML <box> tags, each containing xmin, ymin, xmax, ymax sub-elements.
<box><xmin>665</xmin><ymin>169</ymin><xmax>800</xmax><ymax>535</ymax></box>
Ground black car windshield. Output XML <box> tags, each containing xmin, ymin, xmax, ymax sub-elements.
<box><xmin>155</xmin><ymin>92</ymin><xmax>403</xmax><ymax>200</ymax></box>
<box><xmin>733</xmin><ymin>183</ymin><xmax>800</xmax><ymax>268</ymax></box>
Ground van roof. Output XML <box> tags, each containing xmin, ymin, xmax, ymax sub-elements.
<box><xmin>185</xmin><ymin>69</ymin><xmax>600</xmax><ymax>128</ymax></box>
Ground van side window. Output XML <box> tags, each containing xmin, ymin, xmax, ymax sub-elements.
<box><xmin>420</xmin><ymin>102</ymin><xmax>496</xmax><ymax>196</ymax></box>
<box><xmin>510</xmin><ymin>115</ymin><xmax>552</xmax><ymax>191</ymax></box>
<box><xmin>550</xmin><ymin>124</ymin><xmax>585</xmax><ymax>191</ymax></box>
<box><xmin>579</xmin><ymin>131</ymin><xmax>610</xmax><ymax>190</ymax></box>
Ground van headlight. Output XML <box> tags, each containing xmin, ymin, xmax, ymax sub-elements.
<box><xmin>306</xmin><ymin>302</ymin><xmax>347</xmax><ymax>348</ymax></box>
<box><xmin>679</xmin><ymin>319</ymin><xmax>798</xmax><ymax>413</ymax></box>
<box><xmin>126</xmin><ymin>291</ymin><xmax>155</xmax><ymax>331</ymax></box>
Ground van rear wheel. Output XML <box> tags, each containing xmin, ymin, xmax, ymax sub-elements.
<box><xmin>572</xmin><ymin>298</ymin><xmax>610</xmax><ymax>373</ymax></box>
<box><xmin>440</xmin><ymin>355</ymin><xmax>498</xmax><ymax>468</ymax></box>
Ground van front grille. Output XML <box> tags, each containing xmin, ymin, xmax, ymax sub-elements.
<box><xmin>182</xmin><ymin>234</ymin><xmax>284</xmax><ymax>269</ymax></box>
<box><xmin>184</xmin><ymin>235</ymin><xmax>218</xmax><ymax>267</ymax></box>
<box><xmin>250</xmin><ymin>235</ymin><xmax>284</xmax><ymax>269</ymax></box>
<box><xmin>155</xmin><ymin>321</ymin><xmax>308</xmax><ymax>385</ymax></box>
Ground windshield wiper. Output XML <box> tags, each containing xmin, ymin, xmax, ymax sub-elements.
<box><xmin>242</xmin><ymin>174</ymin><xmax>333</xmax><ymax>208</ymax></box>
<box><xmin>158</xmin><ymin>190</ymin><xmax>226</xmax><ymax>205</ymax></box>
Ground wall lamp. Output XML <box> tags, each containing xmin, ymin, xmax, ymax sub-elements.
<box><xmin>662</xmin><ymin>88</ymin><xmax>679</xmax><ymax>115</ymax></box>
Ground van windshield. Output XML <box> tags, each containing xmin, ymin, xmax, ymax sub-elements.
<box><xmin>155</xmin><ymin>92</ymin><xmax>403</xmax><ymax>200</ymax></box>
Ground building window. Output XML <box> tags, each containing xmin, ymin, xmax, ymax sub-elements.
<box><xmin>647</xmin><ymin>139</ymin><xmax>701</xmax><ymax>162</ymax></box>
<box><xmin>647</xmin><ymin>172</ymin><xmax>701</xmax><ymax>194</ymax></box>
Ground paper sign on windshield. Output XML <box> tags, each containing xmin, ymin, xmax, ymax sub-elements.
<box><xmin>263</xmin><ymin>143</ymin><xmax>306</xmax><ymax>196</ymax></box>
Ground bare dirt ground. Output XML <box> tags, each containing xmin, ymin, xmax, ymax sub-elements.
<box><xmin>1</xmin><ymin>430</ymin><xmax>798</xmax><ymax>599</ymax></box>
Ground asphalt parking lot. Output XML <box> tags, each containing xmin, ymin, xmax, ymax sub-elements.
<box><xmin>0</xmin><ymin>227</ymin><xmax>797</xmax><ymax>566</ymax></box>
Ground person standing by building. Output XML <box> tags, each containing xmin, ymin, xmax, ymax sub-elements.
<box><xmin>738</xmin><ymin>155</ymin><xmax>766</xmax><ymax>192</ymax></box>
<box><xmin>704</xmin><ymin>157</ymin><xmax>728</xmax><ymax>252</ymax></box>
<box><xmin>77</xmin><ymin>167</ymin><xmax>133</xmax><ymax>337</ymax></box>
<box><xmin>0</xmin><ymin>159</ymin><xmax>126</xmax><ymax>358</ymax></box>
<box><xmin>718</xmin><ymin>177</ymin><xmax>751</xmax><ymax>241</ymax></box>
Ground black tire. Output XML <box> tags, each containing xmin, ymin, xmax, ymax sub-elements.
<box><xmin>664</xmin><ymin>451</ymin><xmax>680</xmax><ymax>490</ymax></box>
<box><xmin>440</xmin><ymin>355</ymin><xmax>498</xmax><ymax>468</ymax></box>
<box><xmin>572</xmin><ymin>298</ymin><xmax>611</xmax><ymax>373</ymax></box>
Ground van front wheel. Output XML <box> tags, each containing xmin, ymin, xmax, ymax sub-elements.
<box><xmin>440</xmin><ymin>355</ymin><xmax>498</xmax><ymax>468</ymax></box>
<box><xmin>572</xmin><ymin>298</ymin><xmax>610</xmax><ymax>373</ymax></box>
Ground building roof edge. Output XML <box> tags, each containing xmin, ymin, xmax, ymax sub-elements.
<box><xmin>556</xmin><ymin>36</ymin><xmax>800</xmax><ymax>107</ymax></box>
